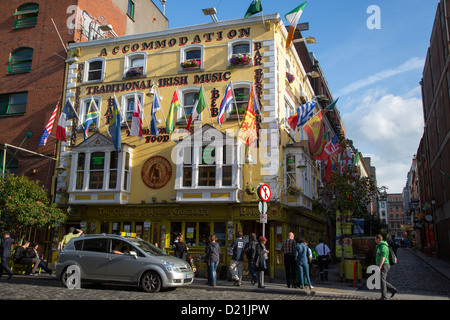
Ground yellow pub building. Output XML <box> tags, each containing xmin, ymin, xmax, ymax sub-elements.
<box><xmin>55</xmin><ymin>13</ymin><xmax>326</xmax><ymax>280</ymax></box>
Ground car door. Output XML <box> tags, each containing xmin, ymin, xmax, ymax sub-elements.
<box><xmin>106</xmin><ymin>239</ymin><xmax>144</xmax><ymax>282</ymax></box>
<box><xmin>76</xmin><ymin>238</ymin><xmax>108</xmax><ymax>280</ymax></box>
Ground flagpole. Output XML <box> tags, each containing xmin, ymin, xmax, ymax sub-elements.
<box><xmin>229</xmin><ymin>82</ymin><xmax>241</xmax><ymax>125</ymax></box>
<box><xmin>155</xmin><ymin>85</ymin><xmax>167</xmax><ymax>123</ymax></box>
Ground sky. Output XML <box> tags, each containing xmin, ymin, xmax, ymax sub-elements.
<box><xmin>152</xmin><ymin>0</ymin><xmax>440</xmax><ymax>194</ymax></box>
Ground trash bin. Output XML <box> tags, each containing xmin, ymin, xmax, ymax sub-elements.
<box><xmin>339</xmin><ymin>259</ymin><xmax>362</xmax><ymax>281</ymax></box>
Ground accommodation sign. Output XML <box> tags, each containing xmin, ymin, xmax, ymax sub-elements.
<box><xmin>97</xmin><ymin>28</ymin><xmax>252</xmax><ymax>57</ymax></box>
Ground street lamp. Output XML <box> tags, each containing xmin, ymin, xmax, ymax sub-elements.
<box><xmin>202</xmin><ymin>7</ymin><xmax>218</xmax><ymax>22</ymax></box>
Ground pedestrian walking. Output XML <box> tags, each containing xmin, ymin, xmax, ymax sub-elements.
<box><xmin>245</xmin><ymin>233</ymin><xmax>258</xmax><ymax>285</ymax></box>
<box><xmin>315</xmin><ymin>238</ymin><xmax>331</xmax><ymax>281</ymax></box>
<box><xmin>205</xmin><ymin>234</ymin><xmax>220</xmax><ymax>287</ymax></box>
<box><xmin>295</xmin><ymin>237</ymin><xmax>313</xmax><ymax>289</ymax></box>
<box><xmin>281</xmin><ymin>232</ymin><xmax>296</xmax><ymax>288</ymax></box>
<box><xmin>229</xmin><ymin>231</ymin><xmax>246</xmax><ymax>286</ymax></box>
<box><xmin>375</xmin><ymin>234</ymin><xmax>397</xmax><ymax>300</ymax></box>
<box><xmin>0</xmin><ymin>231</ymin><xmax>14</xmax><ymax>279</ymax></box>
<box><xmin>254</xmin><ymin>236</ymin><xmax>269</xmax><ymax>289</ymax></box>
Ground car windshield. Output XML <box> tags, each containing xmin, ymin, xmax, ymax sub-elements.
<box><xmin>129</xmin><ymin>239</ymin><xmax>168</xmax><ymax>256</ymax></box>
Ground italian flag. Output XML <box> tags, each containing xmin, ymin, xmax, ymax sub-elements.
<box><xmin>285</xmin><ymin>1</ymin><xmax>308</xmax><ymax>49</ymax></box>
<box><xmin>186</xmin><ymin>85</ymin><xmax>208</xmax><ymax>131</ymax></box>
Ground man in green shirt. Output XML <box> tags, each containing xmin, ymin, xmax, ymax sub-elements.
<box><xmin>375</xmin><ymin>234</ymin><xmax>397</xmax><ymax>300</ymax></box>
<box><xmin>58</xmin><ymin>227</ymin><xmax>83</xmax><ymax>251</ymax></box>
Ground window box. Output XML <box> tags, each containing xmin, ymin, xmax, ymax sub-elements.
<box><xmin>230</xmin><ymin>53</ymin><xmax>252</xmax><ymax>67</ymax></box>
<box><xmin>124</xmin><ymin>66</ymin><xmax>144</xmax><ymax>79</ymax></box>
<box><xmin>181</xmin><ymin>59</ymin><xmax>201</xmax><ymax>70</ymax></box>
<box><xmin>286</xmin><ymin>72</ymin><xmax>295</xmax><ymax>84</ymax></box>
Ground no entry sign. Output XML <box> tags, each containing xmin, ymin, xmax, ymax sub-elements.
<box><xmin>257</xmin><ymin>184</ymin><xmax>271</xmax><ymax>202</ymax></box>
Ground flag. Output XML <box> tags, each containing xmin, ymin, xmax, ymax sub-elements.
<box><xmin>186</xmin><ymin>85</ymin><xmax>208</xmax><ymax>131</ymax></box>
<box><xmin>297</xmin><ymin>99</ymin><xmax>316</xmax><ymax>128</ymax></box>
<box><xmin>244</xmin><ymin>0</ymin><xmax>263</xmax><ymax>19</ymax></box>
<box><xmin>285</xmin><ymin>1</ymin><xmax>308</xmax><ymax>49</ymax></box>
<box><xmin>325</xmin><ymin>98</ymin><xmax>339</xmax><ymax>111</ymax></box>
<box><xmin>237</xmin><ymin>84</ymin><xmax>258</xmax><ymax>146</ymax></box>
<box><xmin>217</xmin><ymin>82</ymin><xmax>234</xmax><ymax>127</ymax></box>
<box><xmin>303</xmin><ymin>110</ymin><xmax>325</xmax><ymax>156</ymax></box>
<box><xmin>108</xmin><ymin>96</ymin><xmax>122</xmax><ymax>152</ymax></box>
<box><xmin>166</xmin><ymin>89</ymin><xmax>181</xmax><ymax>134</ymax></box>
<box><xmin>130</xmin><ymin>92</ymin><xmax>143</xmax><ymax>140</ymax></box>
<box><xmin>84</xmin><ymin>96</ymin><xmax>99</xmax><ymax>141</ymax></box>
<box><xmin>312</xmin><ymin>131</ymin><xmax>328</xmax><ymax>161</ymax></box>
<box><xmin>150</xmin><ymin>94</ymin><xmax>161</xmax><ymax>136</ymax></box>
<box><xmin>56</xmin><ymin>100</ymin><xmax>77</xmax><ymax>142</ymax></box>
<box><xmin>38</xmin><ymin>100</ymin><xmax>60</xmax><ymax>146</ymax></box>
<box><xmin>287</xmin><ymin>113</ymin><xmax>297</xmax><ymax>131</ymax></box>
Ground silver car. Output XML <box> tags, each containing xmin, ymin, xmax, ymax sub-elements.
<box><xmin>55</xmin><ymin>234</ymin><xmax>194</xmax><ymax>293</ymax></box>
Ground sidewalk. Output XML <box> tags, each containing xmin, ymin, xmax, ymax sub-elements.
<box><xmin>408</xmin><ymin>248</ymin><xmax>450</xmax><ymax>280</ymax></box>
<box><xmin>190</xmin><ymin>263</ymin><xmax>368</xmax><ymax>298</ymax></box>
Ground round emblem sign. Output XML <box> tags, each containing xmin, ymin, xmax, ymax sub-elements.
<box><xmin>141</xmin><ymin>156</ymin><xmax>172</xmax><ymax>189</ymax></box>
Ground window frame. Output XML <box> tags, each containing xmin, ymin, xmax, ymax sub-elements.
<box><xmin>123</xmin><ymin>52</ymin><xmax>147</xmax><ymax>79</ymax></box>
<box><xmin>178</xmin><ymin>86</ymin><xmax>202</xmax><ymax>124</ymax></box>
<box><xmin>13</xmin><ymin>3</ymin><xmax>39</xmax><ymax>29</ymax></box>
<box><xmin>227</xmin><ymin>81</ymin><xmax>251</xmax><ymax>118</ymax></box>
<box><xmin>0</xmin><ymin>92</ymin><xmax>28</xmax><ymax>116</ymax></box>
<box><xmin>8</xmin><ymin>47</ymin><xmax>33</xmax><ymax>74</ymax></box>
<box><xmin>227</xmin><ymin>39</ymin><xmax>253</xmax><ymax>68</ymax></box>
<box><xmin>121</xmin><ymin>92</ymin><xmax>144</xmax><ymax>124</ymax></box>
<box><xmin>180</xmin><ymin>45</ymin><xmax>204</xmax><ymax>72</ymax></box>
<box><xmin>127</xmin><ymin>0</ymin><xmax>135</xmax><ymax>20</ymax></box>
<box><xmin>84</xmin><ymin>57</ymin><xmax>105</xmax><ymax>82</ymax></box>
<box><xmin>78</xmin><ymin>96</ymin><xmax>101</xmax><ymax>130</ymax></box>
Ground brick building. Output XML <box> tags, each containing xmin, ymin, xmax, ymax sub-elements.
<box><xmin>0</xmin><ymin>0</ymin><xmax>167</xmax><ymax>249</ymax></box>
<box><xmin>418</xmin><ymin>0</ymin><xmax>450</xmax><ymax>260</ymax></box>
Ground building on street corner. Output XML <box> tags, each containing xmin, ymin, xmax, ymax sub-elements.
<box><xmin>54</xmin><ymin>14</ymin><xmax>331</xmax><ymax>280</ymax></box>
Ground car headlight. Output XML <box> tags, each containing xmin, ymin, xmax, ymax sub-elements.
<box><xmin>163</xmin><ymin>261</ymin><xmax>181</xmax><ymax>272</ymax></box>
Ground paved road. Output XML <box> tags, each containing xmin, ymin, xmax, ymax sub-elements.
<box><xmin>0</xmin><ymin>248</ymin><xmax>447</xmax><ymax>302</ymax></box>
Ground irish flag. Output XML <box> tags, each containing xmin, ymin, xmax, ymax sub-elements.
<box><xmin>285</xmin><ymin>1</ymin><xmax>308</xmax><ymax>49</ymax></box>
<box><xmin>186</xmin><ymin>85</ymin><xmax>207</xmax><ymax>131</ymax></box>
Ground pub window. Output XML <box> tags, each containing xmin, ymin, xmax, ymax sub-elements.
<box><xmin>178</xmin><ymin>88</ymin><xmax>201</xmax><ymax>123</ymax></box>
<box><xmin>75</xmin><ymin>153</ymin><xmax>85</xmax><ymax>190</ymax></box>
<box><xmin>199</xmin><ymin>222</ymin><xmax>211</xmax><ymax>246</ymax></box>
<box><xmin>227</xmin><ymin>82</ymin><xmax>251</xmax><ymax>117</ymax></box>
<box><xmin>89</xmin><ymin>152</ymin><xmax>105</xmax><ymax>189</ymax></box>
<box><xmin>122</xmin><ymin>93</ymin><xmax>144</xmax><ymax>123</ymax></box>
<box><xmin>0</xmin><ymin>92</ymin><xmax>28</xmax><ymax>116</ymax></box>
<box><xmin>8</xmin><ymin>48</ymin><xmax>33</xmax><ymax>74</ymax></box>
<box><xmin>182</xmin><ymin>146</ymin><xmax>193</xmax><ymax>187</ymax></box>
<box><xmin>109</xmin><ymin>151</ymin><xmax>118</xmax><ymax>189</ymax></box>
<box><xmin>222</xmin><ymin>145</ymin><xmax>232</xmax><ymax>186</ymax></box>
<box><xmin>198</xmin><ymin>146</ymin><xmax>216</xmax><ymax>187</ymax></box>
<box><xmin>123</xmin><ymin>152</ymin><xmax>130</xmax><ymax>190</ymax></box>
<box><xmin>227</xmin><ymin>39</ymin><xmax>253</xmax><ymax>67</ymax></box>
<box><xmin>185</xmin><ymin>222</ymin><xmax>197</xmax><ymax>246</ymax></box>
<box><xmin>171</xmin><ymin>222</ymin><xmax>182</xmax><ymax>245</ymax></box>
<box><xmin>124</xmin><ymin>52</ymin><xmax>146</xmax><ymax>78</ymax></box>
<box><xmin>180</xmin><ymin>45</ymin><xmax>204</xmax><ymax>71</ymax></box>
<box><xmin>14</xmin><ymin>3</ymin><xmax>39</xmax><ymax>29</ymax></box>
<box><xmin>84</xmin><ymin>58</ymin><xmax>105</xmax><ymax>82</ymax></box>
<box><xmin>78</xmin><ymin>97</ymin><xmax>101</xmax><ymax>130</ymax></box>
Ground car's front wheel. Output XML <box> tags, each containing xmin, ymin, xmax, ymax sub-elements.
<box><xmin>140</xmin><ymin>271</ymin><xmax>162</xmax><ymax>293</ymax></box>
<box><xmin>61</xmin><ymin>265</ymin><xmax>81</xmax><ymax>289</ymax></box>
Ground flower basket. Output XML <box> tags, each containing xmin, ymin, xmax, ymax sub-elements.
<box><xmin>182</xmin><ymin>59</ymin><xmax>201</xmax><ymax>69</ymax></box>
<box><xmin>286</xmin><ymin>72</ymin><xmax>295</xmax><ymax>83</ymax></box>
<box><xmin>230</xmin><ymin>53</ymin><xmax>252</xmax><ymax>66</ymax></box>
<box><xmin>126</xmin><ymin>67</ymin><xmax>144</xmax><ymax>78</ymax></box>
<box><xmin>230</xmin><ymin>107</ymin><xmax>246</xmax><ymax>118</ymax></box>
<box><xmin>287</xmin><ymin>186</ymin><xmax>303</xmax><ymax>195</ymax></box>
<box><xmin>245</xmin><ymin>183</ymin><xmax>257</xmax><ymax>195</ymax></box>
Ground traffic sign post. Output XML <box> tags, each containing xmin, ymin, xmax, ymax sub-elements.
<box><xmin>257</xmin><ymin>184</ymin><xmax>271</xmax><ymax>202</ymax></box>
<box><xmin>258</xmin><ymin>200</ymin><xmax>268</xmax><ymax>237</ymax></box>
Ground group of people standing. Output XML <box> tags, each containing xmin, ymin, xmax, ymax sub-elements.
<box><xmin>282</xmin><ymin>232</ymin><xmax>331</xmax><ymax>289</ymax></box>
<box><xmin>203</xmin><ymin>231</ymin><xmax>270</xmax><ymax>289</ymax></box>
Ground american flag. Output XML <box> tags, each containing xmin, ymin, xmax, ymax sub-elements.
<box><xmin>38</xmin><ymin>100</ymin><xmax>60</xmax><ymax>146</ymax></box>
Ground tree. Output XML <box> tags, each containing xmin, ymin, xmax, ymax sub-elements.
<box><xmin>0</xmin><ymin>173</ymin><xmax>67</xmax><ymax>235</ymax></box>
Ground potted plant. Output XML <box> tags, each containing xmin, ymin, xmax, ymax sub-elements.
<box><xmin>230</xmin><ymin>107</ymin><xmax>246</xmax><ymax>118</ymax></box>
<box><xmin>181</xmin><ymin>59</ymin><xmax>201</xmax><ymax>69</ymax></box>
<box><xmin>286</xmin><ymin>72</ymin><xmax>295</xmax><ymax>83</ymax></box>
<box><xmin>230</xmin><ymin>53</ymin><xmax>252</xmax><ymax>66</ymax></box>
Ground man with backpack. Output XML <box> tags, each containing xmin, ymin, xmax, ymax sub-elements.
<box><xmin>375</xmin><ymin>234</ymin><xmax>398</xmax><ymax>300</ymax></box>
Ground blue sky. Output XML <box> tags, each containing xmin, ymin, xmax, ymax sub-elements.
<box><xmin>154</xmin><ymin>0</ymin><xmax>440</xmax><ymax>193</ymax></box>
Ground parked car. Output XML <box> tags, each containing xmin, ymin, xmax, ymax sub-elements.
<box><xmin>55</xmin><ymin>233</ymin><xmax>194</xmax><ymax>293</ymax></box>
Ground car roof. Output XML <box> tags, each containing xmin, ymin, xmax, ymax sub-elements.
<box><xmin>75</xmin><ymin>233</ymin><xmax>144</xmax><ymax>241</ymax></box>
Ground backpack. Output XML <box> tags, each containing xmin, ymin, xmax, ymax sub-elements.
<box><xmin>14</xmin><ymin>246</ymin><xmax>24</xmax><ymax>262</ymax></box>
<box><xmin>383</xmin><ymin>243</ymin><xmax>397</xmax><ymax>265</ymax></box>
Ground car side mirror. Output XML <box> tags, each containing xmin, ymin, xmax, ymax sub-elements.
<box><xmin>129</xmin><ymin>251</ymin><xmax>138</xmax><ymax>259</ymax></box>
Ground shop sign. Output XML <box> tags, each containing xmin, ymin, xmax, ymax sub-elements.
<box><xmin>141</xmin><ymin>156</ymin><xmax>172</xmax><ymax>189</ymax></box>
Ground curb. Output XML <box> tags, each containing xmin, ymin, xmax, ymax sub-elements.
<box><xmin>407</xmin><ymin>248</ymin><xmax>450</xmax><ymax>281</ymax></box>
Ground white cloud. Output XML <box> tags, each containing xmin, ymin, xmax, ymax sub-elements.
<box><xmin>342</xmin><ymin>89</ymin><xmax>424</xmax><ymax>193</ymax></box>
<box><xmin>336</xmin><ymin>57</ymin><xmax>425</xmax><ymax>96</ymax></box>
